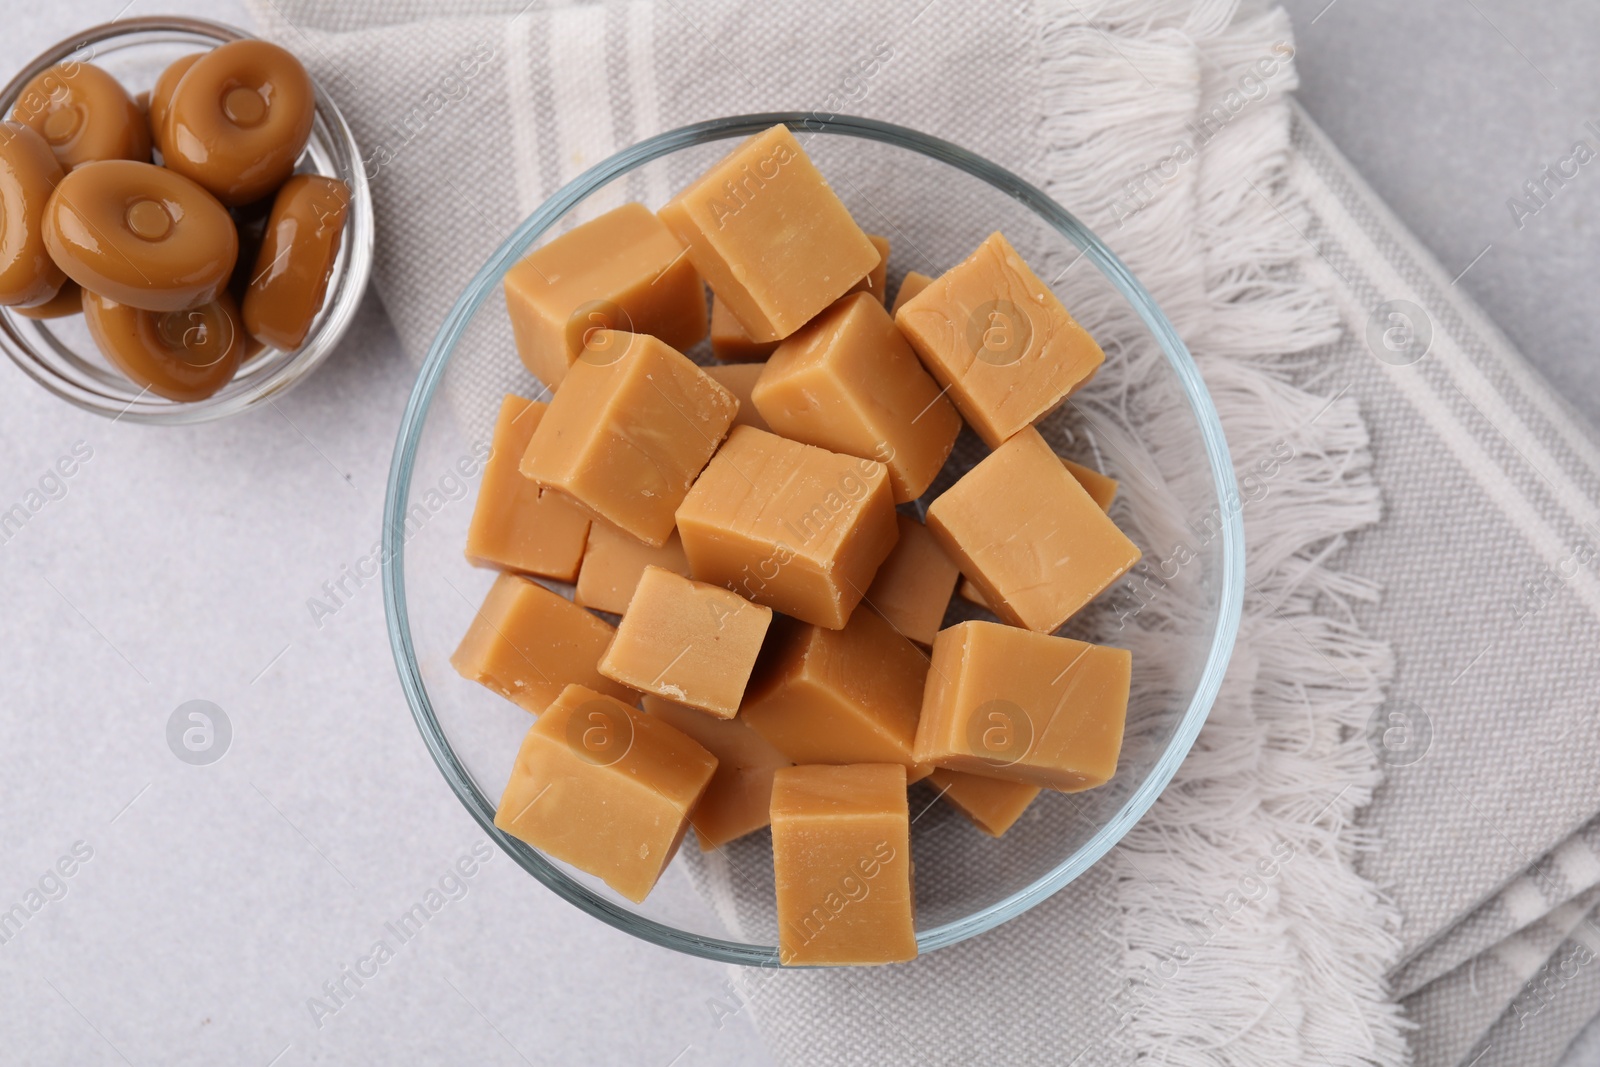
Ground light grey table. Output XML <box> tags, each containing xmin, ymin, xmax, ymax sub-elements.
<box><xmin>1</xmin><ymin>2</ymin><xmax>1594</xmax><ymax>1065</ymax></box>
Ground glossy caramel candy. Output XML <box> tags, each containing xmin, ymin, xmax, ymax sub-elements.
<box><xmin>0</xmin><ymin>123</ymin><xmax>66</xmax><ymax>308</ymax></box>
<box><xmin>155</xmin><ymin>40</ymin><xmax>315</xmax><ymax>206</ymax></box>
<box><xmin>82</xmin><ymin>288</ymin><xmax>244</xmax><ymax>402</ymax></box>
<box><xmin>10</xmin><ymin>63</ymin><xmax>149</xmax><ymax>170</ymax></box>
<box><xmin>242</xmin><ymin>174</ymin><xmax>350</xmax><ymax>350</ymax></box>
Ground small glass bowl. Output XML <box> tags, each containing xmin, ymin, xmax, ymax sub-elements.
<box><xmin>0</xmin><ymin>17</ymin><xmax>374</xmax><ymax>424</ymax></box>
<box><xmin>383</xmin><ymin>114</ymin><xmax>1245</xmax><ymax>965</ymax></box>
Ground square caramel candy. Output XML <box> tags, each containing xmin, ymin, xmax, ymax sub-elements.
<box><xmin>889</xmin><ymin>270</ymin><xmax>934</xmax><ymax>315</ymax></box>
<box><xmin>450</xmin><ymin>574</ymin><xmax>637</xmax><ymax>713</ymax></box>
<box><xmin>709</xmin><ymin>297</ymin><xmax>779</xmax><ymax>363</ymax></box>
<box><xmin>659</xmin><ymin>124</ymin><xmax>879</xmax><ymax>343</ymax></box>
<box><xmin>520</xmin><ymin>330</ymin><xmax>737</xmax><ymax>547</ymax></box>
<box><xmin>702</xmin><ymin>362</ymin><xmax>772</xmax><ymax>432</ymax></box>
<box><xmin>675</xmin><ymin>426</ymin><xmax>898</xmax><ymax>629</ymax></box>
<box><xmin>844</xmin><ymin>234</ymin><xmax>890</xmax><ymax>303</ymax></box>
<box><xmin>927</xmin><ymin>428</ymin><xmax>1139</xmax><ymax>632</ymax></box>
<box><xmin>574</xmin><ymin>521</ymin><xmax>691</xmax><ymax>615</ymax></box>
<box><xmin>863</xmin><ymin>514</ymin><xmax>960</xmax><ymax>647</ymax></box>
<box><xmin>896</xmin><ymin>231</ymin><xmax>1104</xmax><ymax>447</ymax></box>
<box><xmin>741</xmin><ymin>609</ymin><xmax>929</xmax><ymax>779</ymax></box>
<box><xmin>912</xmin><ymin>621</ymin><xmax>1131</xmax><ymax>791</ymax></box>
<box><xmin>465</xmin><ymin>394</ymin><xmax>591</xmax><ymax>581</ymax></box>
<box><xmin>771</xmin><ymin>764</ymin><xmax>917</xmax><ymax>966</ymax></box>
<box><xmin>494</xmin><ymin>684</ymin><xmax>716</xmax><ymax>903</ymax></box>
<box><xmin>752</xmin><ymin>291</ymin><xmax>962</xmax><ymax>503</ymax></box>
<box><xmin>503</xmin><ymin>202</ymin><xmax>707</xmax><ymax>389</ymax></box>
<box><xmin>927</xmin><ymin>768</ymin><xmax>1039</xmax><ymax>838</ymax></box>
<box><xmin>598</xmin><ymin>566</ymin><xmax>773</xmax><ymax>718</ymax></box>
<box><xmin>642</xmin><ymin>694</ymin><xmax>790</xmax><ymax>850</ymax></box>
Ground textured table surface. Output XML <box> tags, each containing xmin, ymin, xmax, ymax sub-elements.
<box><xmin>1</xmin><ymin>2</ymin><xmax>1596</xmax><ymax>1065</ymax></box>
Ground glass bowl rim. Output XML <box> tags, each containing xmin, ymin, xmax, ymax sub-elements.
<box><xmin>0</xmin><ymin>15</ymin><xmax>376</xmax><ymax>425</ymax></box>
<box><xmin>382</xmin><ymin>112</ymin><xmax>1245</xmax><ymax>967</ymax></box>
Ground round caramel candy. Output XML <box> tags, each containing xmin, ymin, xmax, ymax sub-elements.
<box><xmin>157</xmin><ymin>41</ymin><xmax>315</xmax><ymax>207</ymax></box>
<box><xmin>147</xmin><ymin>53</ymin><xmax>202</xmax><ymax>138</ymax></box>
<box><xmin>13</xmin><ymin>280</ymin><xmax>80</xmax><ymax>319</ymax></box>
<box><xmin>43</xmin><ymin>159</ymin><xmax>238</xmax><ymax>312</ymax></box>
<box><xmin>10</xmin><ymin>63</ymin><xmax>150</xmax><ymax>171</ymax></box>
<box><xmin>242</xmin><ymin>174</ymin><xmax>349</xmax><ymax>350</ymax></box>
<box><xmin>82</xmin><ymin>287</ymin><xmax>244</xmax><ymax>401</ymax></box>
<box><xmin>0</xmin><ymin>122</ymin><xmax>67</xmax><ymax>307</ymax></box>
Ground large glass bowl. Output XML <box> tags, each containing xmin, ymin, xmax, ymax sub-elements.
<box><xmin>0</xmin><ymin>17</ymin><xmax>374</xmax><ymax>424</ymax></box>
<box><xmin>383</xmin><ymin>114</ymin><xmax>1244</xmax><ymax>966</ymax></box>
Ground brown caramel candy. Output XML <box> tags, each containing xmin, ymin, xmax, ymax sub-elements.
<box><xmin>771</xmin><ymin>763</ymin><xmax>917</xmax><ymax>965</ymax></box>
<box><xmin>741</xmin><ymin>609</ymin><xmax>929</xmax><ymax>778</ymax></box>
<box><xmin>927</xmin><ymin>428</ymin><xmax>1139</xmax><ymax>632</ymax></box>
<box><xmin>503</xmin><ymin>202</ymin><xmax>707</xmax><ymax>389</ymax></box>
<box><xmin>896</xmin><ymin>232</ymin><xmax>1105</xmax><ymax>447</ymax></box>
<box><xmin>242</xmin><ymin>175</ymin><xmax>350</xmax><ymax>350</ymax></box>
<box><xmin>495</xmin><ymin>684</ymin><xmax>717</xmax><ymax>903</ymax></box>
<box><xmin>641</xmin><ymin>694</ymin><xmax>790</xmax><ymax>850</ymax></box>
<box><xmin>520</xmin><ymin>331</ymin><xmax>737</xmax><ymax>546</ymax></box>
<box><xmin>0</xmin><ymin>123</ymin><xmax>66</xmax><ymax>307</ymax></box>
<box><xmin>708</xmin><ymin>295</ymin><xmax>779</xmax><ymax>363</ymax></box>
<box><xmin>928</xmin><ymin>769</ymin><xmax>1038</xmax><ymax>837</ymax></box>
<box><xmin>889</xmin><ymin>270</ymin><xmax>933</xmax><ymax>315</ymax></box>
<box><xmin>675</xmin><ymin>426</ymin><xmax>898</xmax><ymax>629</ymax></box>
<box><xmin>843</xmin><ymin>234</ymin><xmax>890</xmax><ymax>303</ymax></box>
<box><xmin>450</xmin><ymin>573</ymin><xmax>636</xmax><ymax>713</ymax></box>
<box><xmin>753</xmin><ymin>291</ymin><xmax>961</xmax><ymax>502</ymax></box>
<box><xmin>82</xmin><ymin>289</ymin><xmax>244</xmax><ymax>402</ymax></box>
<box><xmin>599</xmin><ymin>566</ymin><xmax>772</xmax><ymax>718</ymax></box>
<box><xmin>659</xmin><ymin>124</ymin><xmax>878</xmax><ymax>343</ymax></box>
<box><xmin>573</xmin><ymin>523</ymin><xmax>690</xmax><ymax>615</ymax></box>
<box><xmin>912</xmin><ymin>621</ymin><xmax>1130</xmax><ymax>791</ymax></box>
<box><xmin>147</xmin><ymin>53</ymin><xmax>201</xmax><ymax>136</ymax></box>
<box><xmin>465</xmin><ymin>395</ymin><xmax>590</xmax><ymax>580</ymax></box>
<box><xmin>862</xmin><ymin>514</ymin><xmax>960</xmax><ymax>646</ymax></box>
<box><xmin>10</xmin><ymin>63</ymin><xmax>149</xmax><ymax>171</ymax></box>
<box><xmin>12</xmin><ymin>280</ymin><xmax>79</xmax><ymax>319</ymax></box>
<box><xmin>44</xmin><ymin>160</ymin><xmax>237</xmax><ymax>312</ymax></box>
<box><xmin>702</xmin><ymin>362</ymin><xmax>771</xmax><ymax>432</ymax></box>
<box><xmin>156</xmin><ymin>40</ymin><xmax>315</xmax><ymax>206</ymax></box>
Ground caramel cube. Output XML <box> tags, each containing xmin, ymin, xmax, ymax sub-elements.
<box><xmin>450</xmin><ymin>574</ymin><xmax>637</xmax><ymax>713</ymax></box>
<box><xmin>573</xmin><ymin>522</ymin><xmax>691</xmax><ymax>615</ymax></box>
<box><xmin>771</xmin><ymin>764</ymin><xmax>917</xmax><ymax>966</ymax></box>
<box><xmin>709</xmin><ymin>297</ymin><xmax>780</xmax><ymax>363</ymax></box>
<box><xmin>895</xmin><ymin>232</ymin><xmax>1104</xmax><ymax>447</ymax></box>
<box><xmin>465</xmin><ymin>395</ymin><xmax>591</xmax><ymax>580</ymax></box>
<box><xmin>494</xmin><ymin>684</ymin><xmax>717</xmax><ymax>902</ymax></box>
<box><xmin>503</xmin><ymin>202</ymin><xmax>707</xmax><ymax>389</ymax></box>
<box><xmin>927</xmin><ymin>428</ymin><xmax>1139</xmax><ymax>632</ymax></box>
<box><xmin>702</xmin><ymin>362</ymin><xmax>772</xmax><ymax>432</ymax></box>
<box><xmin>598</xmin><ymin>566</ymin><xmax>773</xmax><ymax>718</ymax></box>
<box><xmin>520</xmin><ymin>331</ymin><xmax>737</xmax><ymax>546</ymax></box>
<box><xmin>642</xmin><ymin>694</ymin><xmax>791</xmax><ymax>850</ymax></box>
<box><xmin>890</xmin><ymin>270</ymin><xmax>934</xmax><ymax>315</ymax></box>
<box><xmin>912</xmin><ymin>621</ymin><xmax>1130</xmax><ymax>791</ymax></box>
<box><xmin>928</xmin><ymin>769</ymin><xmax>1039</xmax><ymax>837</ymax></box>
<box><xmin>675</xmin><ymin>426</ymin><xmax>898</xmax><ymax>629</ymax></box>
<box><xmin>863</xmin><ymin>514</ymin><xmax>959</xmax><ymax>646</ymax></box>
<box><xmin>844</xmin><ymin>234</ymin><xmax>890</xmax><ymax>303</ymax></box>
<box><xmin>659</xmin><ymin>124</ymin><xmax>879</xmax><ymax>343</ymax></box>
<box><xmin>741</xmin><ymin>610</ymin><xmax>929</xmax><ymax>778</ymax></box>
<box><xmin>752</xmin><ymin>292</ymin><xmax>961</xmax><ymax>503</ymax></box>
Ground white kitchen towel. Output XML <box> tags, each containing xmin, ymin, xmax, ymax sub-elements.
<box><xmin>1471</xmin><ymin>904</ymin><xmax>1600</xmax><ymax>1067</ymax></box>
<box><xmin>244</xmin><ymin>0</ymin><xmax>1600</xmax><ymax>1064</ymax></box>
